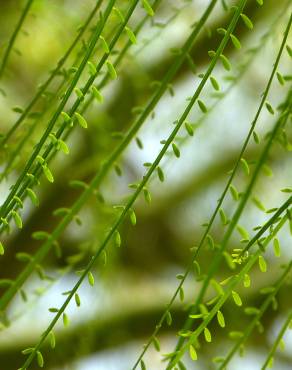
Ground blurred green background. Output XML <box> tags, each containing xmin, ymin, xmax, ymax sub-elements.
<box><xmin>0</xmin><ymin>0</ymin><xmax>291</xmax><ymax>369</ymax></box>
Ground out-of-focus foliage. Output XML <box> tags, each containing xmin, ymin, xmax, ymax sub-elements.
<box><xmin>0</xmin><ymin>0</ymin><xmax>291</xmax><ymax>369</ymax></box>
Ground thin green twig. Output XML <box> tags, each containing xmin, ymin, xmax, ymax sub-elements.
<box><xmin>167</xmin><ymin>200</ymin><xmax>292</xmax><ymax>367</ymax></box>
<box><xmin>0</xmin><ymin>0</ymin><xmax>117</xmax><ymax>227</ymax></box>
<box><xmin>261</xmin><ymin>310</ymin><xmax>292</xmax><ymax>370</ymax></box>
<box><xmin>0</xmin><ymin>0</ymin><xmax>34</xmax><ymax>79</ymax></box>
<box><xmin>0</xmin><ymin>0</ymin><xmax>103</xmax><ymax>146</ymax></box>
<box><xmin>166</xmin><ymin>13</ymin><xmax>292</xmax><ymax>359</ymax></box>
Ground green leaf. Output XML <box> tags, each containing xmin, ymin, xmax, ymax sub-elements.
<box><xmin>142</xmin><ymin>0</ymin><xmax>154</xmax><ymax>16</ymax></box>
<box><xmin>260</xmin><ymin>286</ymin><xmax>275</xmax><ymax>295</ymax></box>
<box><xmin>12</xmin><ymin>106</ymin><xmax>24</xmax><ymax>113</ymax></box>
<box><xmin>220</xmin><ymin>54</ymin><xmax>231</xmax><ymax>71</ymax></box>
<box><xmin>42</xmin><ymin>165</ymin><xmax>54</xmax><ymax>183</ymax></box>
<box><xmin>32</xmin><ymin>231</ymin><xmax>50</xmax><ymax>240</ymax></box>
<box><xmin>217</xmin><ymin>310</ymin><xmax>225</xmax><ymax>328</ymax></box>
<box><xmin>229</xmin><ymin>331</ymin><xmax>244</xmax><ymax>339</ymax></box>
<box><xmin>88</xmin><ymin>271</ymin><xmax>95</xmax><ymax>286</ymax></box>
<box><xmin>281</xmin><ymin>188</ymin><xmax>292</xmax><ymax>194</ymax></box>
<box><xmin>74</xmin><ymin>87</ymin><xmax>84</xmax><ymax>99</ymax></box>
<box><xmin>243</xmin><ymin>273</ymin><xmax>251</xmax><ymax>288</ymax></box>
<box><xmin>129</xmin><ymin>209</ymin><xmax>137</xmax><ymax>225</ymax></box>
<box><xmin>252</xmin><ymin>196</ymin><xmax>266</xmax><ymax>212</ymax></box>
<box><xmin>211</xmin><ymin>279</ymin><xmax>224</xmax><ymax>296</ymax></box>
<box><xmin>49</xmin><ymin>331</ymin><xmax>56</xmax><ymax>349</ymax></box>
<box><xmin>240</xmin><ymin>14</ymin><xmax>253</xmax><ymax>29</ymax></box>
<box><xmin>189</xmin><ymin>344</ymin><xmax>198</xmax><ymax>361</ymax></box>
<box><xmin>61</xmin><ymin>111</ymin><xmax>72</xmax><ymax>123</ymax></box>
<box><xmin>63</xmin><ymin>312</ymin><xmax>69</xmax><ymax>327</ymax></box>
<box><xmin>193</xmin><ymin>260</ymin><xmax>200</xmax><ymax>276</ymax></box>
<box><xmin>210</xmin><ymin>76</ymin><xmax>220</xmax><ymax>91</ymax></box>
<box><xmin>219</xmin><ymin>208</ymin><xmax>228</xmax><ymax>225</ymax></box>
<box><xmin>189</xmin><ymin>313</ymin><xmax>205</xmax><ymax>319</ymax></box>
<box><xmin>58</xmin><ymin>139</ymin><xmax>69</xmax><ymax>154</ymax></box>
<box><xmin>152</xmin><ymin>336</ymin><xmax>160</xmax><ymax>351</ymax></box>
<box><xmin>26</xmin><ymin>188</ymin><xmax>39</xmax><ymax>206</ymax></box>
<box><xmin>229</xmin><ymin>184</ymin><xmax>239</xmax><ymax>201</ymax></box>
<box><xmin>253</xmin><ymin>131</ymin><xmax>260</xmax><ymax>144</ymax></box>
<box><xmin>16</xmin><ymin>252</ymin><xmax>32</xmax><ymax>262</ymax></box>
<box><xmin>13</xmin><ymin>195</ymin><xmax>23</xmax><ymax>208</ymax></box>
<box><xmin>240</xmin><ymin>158</ymin><xmax>250</xmax><ymax>176</ymax></box>
<box><xmin>12</xmin><ymin>211</ymin><xmax>22</xmax><ymax>229</ymax></box>
<box><xmin>125</xmin><ymin>26</ymin><xmax>137</xmax><ymax>44</ymax></box>
<box><xmin>208</xmin><ymin>50</ymin><xmax>216</xmax><ymax>58</ymax></box>
<box><xmin>262</xmin><ymin>164</ymin><xmax>273</xmax><ymax>177</ymax></box>
<box><xmin>232</xmin><ymin>290</ymin><xmax>242</xmax><ymax>306</ymax></box>
<box><xmin>48</xmin><ymin>307</ymin><xmax>59</xmax><ymax>313</ymax></box>
<box><xmin>204</xmin><ymin>327</ymin><xmax>212</xmax><ymax>342</ymax></box>
<box><xmin>265</xmin><ymin>102</ymin><xmax>274</xmax><ymax>114</ymax></box>
<box><xmin>276</xmin><ymin>72</ymin><xmax>285</xmax><ymax>85</ymax></box>
<box><xmin>114</xmin><ymin>230</ymin><xmax>121</xmax><ymax>247</ymax></box>
<box><xmin>87</xmin><ymin>61</ymin><xmax>96</xmax><ymax>76</ymax></box>
<box><xmin>75</xmin><ymin>293</ymin><xmax>81</xmax><ymax>307</ymax></box>
<box><xmin>157</xmin><ymin>167</ymin><xmax>164</xmax><ymax>182</ymax></box>
<box><xmin>179</xmin><ymin>286</ymin><xmax>184</xmax><ymax>301</ymax></box>
<box><xmin>0</xmin><ymin>242</ymin><xmax>4</xmax><ymax>256</ymax></box>
<box><xmin>178</xmin><ymin>361</ymin><xmax>187</xmax><ymax>370</ymax></box>
<box><xmin>140</xmin><ymin>359</ymin><xmax>146</xmax><ymax>370</ymax></box>
<box><xmin>198</xmin><ymin>99</ymin><xmax>207</xmax><ymax>113</ymax></box>
<box><xmin>99</xmin><ymin>36</ymin><xmax>109</xmax><ymax>53</ymax></box>
<box><xmin>206</xmin><ymin>234</ymin><xmax>214</xmax><ymax>249</ymax></box>
<box><xmin>172</xmin><ymin>143</ymin><xmax>180</xmax><ymax>158</ymax></box>
<box><xmin>37</xmin><ymin>351</ymin><xmax>44</xmax><ymax>367</ymax></box>
<box><xmin>230</xmin><ymin>34</ymin><xmax>241</xmax><ymax>49</ymax></box>
<box><xmin>166</xmin><ymin>311</ymin><xmax>172</xmax><ymax>326</ymax></box>
<box><xmin>184</xmin><ymin>122</ymin><xmax>194</xmax><ymax>136</ymax></box>
<box><xmin>114</xmin><ymin>164</ymin><xmax>122</xmax><ymax>176</ymax></box>
<box><xmin>273</xmin><ymin>238</ymin><xmax>281</xmax><ymax>257</ymax></box>
<box><xmin>143</xmin><ymin>188</ymin><xmax>151</xmax><ymax>204</ymax></box>
<box><xmin>106</xmin><ymin>61</ymin><xmax>117</xmax><ymax>79</ymax></box>
<box><xmin>136</xmin><ymin>137</ymin><xmax>143</xmax><ymax>149</ymax></box>
<box><xmin>236</xmin><ymin>224</ymin><xmax>249</xmax><ymax>240</ymax></box>
<box><xmin>92</xmin><ymin>86</ymin><xmax>104</xmax><ymax>102</ymax></box>
<box><xmin>258</xmin><ymin>255</ymin><xmax>267</xmax><ymax>272</ymax></box>
<box><xmin>74</xmin><ymin>112</ymin><xmax>88</xmax><ymax>128</ymax></box>
<box><xmin>244</xmin><ymin>307</ymin><xmax>260</xmax><ymax>315</ymax></box>
<box><xmin>217</xmin><ymin>28</ymin><xmax>227</xmax><ymax>35</ymax></box>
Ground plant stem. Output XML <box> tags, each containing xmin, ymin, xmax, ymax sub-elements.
<box><xmin>167</xmin><ymin>201</ymin><xmax>292</xmax><ymax>367</ymax></box>
<box><xmin>166</xmin><ymin>13</ymin><xmax>292</xmax><ymax>359</ymax></box>
<box><xmin>0</xmin><ymin>0</ymin><xmax>34</xmax><ymax>79</ymax></box>
<box><xmin>0</xmin><ymin>0</ymin><xmax>117</xmax><ymax>225</ymax></box>
<box><xmin>261</xmin><ymin>310</ymin><xmax>292</xmax><ymax>370</ymax></box>
<box><xmin>0</xmin><ymin>0</ymin><xmax>103</xmax><ymax>146</ymax></box>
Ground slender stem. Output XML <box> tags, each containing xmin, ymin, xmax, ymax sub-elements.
<box><xmin>167</xmin><ymin>13</ymin><xmax>292</xmax><ymax>358</ymax></box>
<box><xmin>13</xmin><ymin>2</ymin><xmax>247</xmax><ymax>368</ymax></box>
<box><xmin>0</xmin><ymin>0</ymin><xmax>147</xmax><ymax>308</ymax></box>
<box><xmin>261</xmin><ymin>310</ymin><xmax>292</xmax><ymax>370</ymax></box>
<box><xmin>219</xmin><ymin>262</ymin><xmax>292</xmax><ymax>368</ymax></box>
<box><xmin>0</xmin><ymin>0</ymin><xmax>117</xmax><ymax>224</ymax></box>
<box><xmin>157</xmin><ymin>0</ymin><xmax>290</xmax><ymax>183</ymax></box>
<box><xmin>0</xmin><ymin>0</ymin><xmax>162</xmax><ymax>204</ymax></box>
<box><xmin>0</xmin><ymin>0</ymin><xmax>103</xmax><ymax>146</ymax></box>
<box><xmin>167</xmin><ymin>201</ymin><xmax>292</xmax><ymax>367</ymax></box>
<box><xmin>0</xmin><ymin>0</ymin><xmax>218</xmax><ymax>235</ymax></box>
<box><xmin>0</xmin><ymin>0</ymin><xmax>106</xmax><ymax>181</ymax></box>
<box><xmin>0</xmin><ymin>0</ymin><xmax>232</xmax><ymax>311</ymax></box>
<box><xmin>0</xmin><ymin>0</ymin><xmax>34</xmax><ymax>79</ymax></box>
